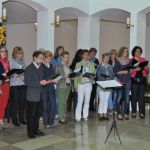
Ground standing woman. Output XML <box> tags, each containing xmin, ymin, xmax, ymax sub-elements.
<box><xmin>53</xmin><ymin>46</ymin><xmax>64</xmax><ymax>65</ymax></box>
<box><xmin>74</xmin><ymin>50</ymin><xmax>96</xmax><ymax>122</ymax></box>
<box><xmin>42</xmin><ymin>51</ymin><xmax>55</xmax><ymax>128</ymax></box>
<box><xmin>0</xmin><ymin>46</ymin><xmax>10</xmax><ymax>130</ymax></box>
<box><xmin>108</xmin><ymin>49</ymin><xmax>118</xmax><ymax>111</ymax></box>
<box><xmin>97</xmin><ymin>53</ymin><xmax>114</xmax><ymax>120</ymax></box>
<box><xmin>55</xmin><ymin>51</ymin><xmax>71</xmax><ymax>124</ymax></box>
<box><xmin>114</xmin><ymin>47</ymin><xmax>131</xmax><ymax>120</ymax></box>
<box><xmin>131</xmin><ymin>46</ymin><xmax>149</xmax><ymax>118</ymax></box>
<box><xmin>10</xmin><ymin>46</ymin><xmax>26</xmax><ymax>126</ymax></box>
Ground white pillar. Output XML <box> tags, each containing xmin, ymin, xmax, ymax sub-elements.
<box><xmin>37</xmin><ymin>10</ymin><xmax>55</xmax><ymax>53</ymax></box>
<box><xmin>130</xmin><ymin>12</ymin><xmax>138</xmax><ymax>57</ymax></box>
<box><xmin>0</xmin><ymin>2</ymin><xmax>2</xmax><ymax>23</ymax></box>
<box><xmin>137</xmin><ymin>13</ymin><xmax>146</xmax><ymax>57</ymax></box>
<box><xmin>77</xmin><ymin>16</ymin><xmax>100</xmax><ymax>57</ymax></box>
<box><xmin>77</xmin><ymin>17</ymin><xmax>90</xmax><ymax>49</ymax></box>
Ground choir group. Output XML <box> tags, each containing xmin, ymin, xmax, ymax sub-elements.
<box><xmin>0</xmin><ymin>45</ymin><xmax>149</xmax><ymax>138</ymax></box>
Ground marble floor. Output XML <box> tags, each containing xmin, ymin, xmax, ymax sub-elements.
<box><xmin>0</xmin><ymin>112</ymin><xmax>150</xmax><ymax>150</ymax></box>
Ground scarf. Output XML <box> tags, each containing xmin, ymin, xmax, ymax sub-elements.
<box><xmin>0</xmin><ymin>56</ymin><xmax>9</xmax><ymax>73</ymax></box>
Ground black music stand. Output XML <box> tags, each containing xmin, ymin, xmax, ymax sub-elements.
<box><xmin>96</xmin><ymin>80</ymin><xmax>122</xmax><ymax>144</ymax></box>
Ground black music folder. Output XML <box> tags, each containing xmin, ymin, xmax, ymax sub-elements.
<box><xmin>7</xmin><ymin>69</ymin><xmax>24</xmax><ymax>76</ymax></box>
<box><xmin>82</xmin><ymin>72</ymin><xmax>95</xmax><ymax>79</ymax></box>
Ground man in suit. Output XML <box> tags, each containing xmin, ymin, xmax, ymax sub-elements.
<box><xmin>24</xmin><ymin>51</ymin><xmax>47</xmax><ymax>138</ymax></box>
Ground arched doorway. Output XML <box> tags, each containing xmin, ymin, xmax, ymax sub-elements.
<box><xmin>2</xmin><ymin>0</ymin><xmax>47</xmax><ymax>64</ymax></box>
<box><xmin>92</xmin><ymin>8</ymin><xmax>130</xmax><ymax>61</ymax></box>
<box><xmin>54</xmin><ymin>7</ymin><xmax>88</xmax><ymax>61</ymax></box>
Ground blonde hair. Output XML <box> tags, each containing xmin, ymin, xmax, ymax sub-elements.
<box><xmin>109</xmin><ymin>49</ymin><xmax>117</xmax><ymax>56</ymax></box>
<box><xmin>43</xmin><ymin>51</ymin><xmax>53</xmax><ymax>58</ymax></box>
<box><xmin>118</xmin><ymin>47</ymin><xmax>129</xmax><ymax>58</ymax></box>
<box><xmin>12</xmin><ymin>46</ymin><xmax>24</xmax><ymax>58</ymax></box>
<box><xmin>102</xmin><ymin>52</ymin><xmax>110</xmax><ymax>60</ymax></box>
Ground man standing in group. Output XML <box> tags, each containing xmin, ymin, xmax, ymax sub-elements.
<box><xmin>24</xmin><ymin>51</ymin><xmax>46</xmax><ymax>138</ymax></box>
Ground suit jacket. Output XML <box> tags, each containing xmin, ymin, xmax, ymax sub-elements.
<box><xmin>55</xmin><ymin>64</ymin><xmax>70</xmax><ymax>88</ymax></box>
<box><xmin>24</xmin><ymin>62</ymin><xmax>43</xmax><ymax>102</ymax></box>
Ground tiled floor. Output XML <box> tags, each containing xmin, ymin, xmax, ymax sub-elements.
<box><xmin>0</xmin><ymin>113</ymin><xmax>150</xmax><ymax>150</ymax></box>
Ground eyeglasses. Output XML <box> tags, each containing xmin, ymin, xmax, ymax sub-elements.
<box><xmin>0</xmin><ymin>51</ymin><xmax>7</xmax><ymax>53</ymax></box>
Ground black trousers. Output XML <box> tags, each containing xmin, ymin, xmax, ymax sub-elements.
<box><xmin>27</xmin><ymin>101</ymin><xmax>41</xmax><ymax>136</ymax></box>
<box><xmin>10</xmin><ymin>85</ymin><xmax>26</xmax><ymax>124</ymax></box>
<box><xmin>42</xmin><ymin>90</ymin><xmax>55</xmax><ymax>126</ymax></box>
<box><xmin>89</xmin><ymin>84</ymin><xmax>97</xmax><ymax>111</ymax></box>
<box><xmin>131</xmin><ymin>84</ymin><xmax>145</xmax><ymax>115</ymax></box>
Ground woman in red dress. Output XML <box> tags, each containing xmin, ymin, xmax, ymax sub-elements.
<box><xmin>0</xmin><ymin>46</ymin><xmax>10</xmax><ymax>131</ymax></box>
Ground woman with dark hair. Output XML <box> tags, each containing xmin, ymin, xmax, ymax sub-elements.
<box><xmin>114</xmin><ymin>47</ymin><xmax>131</xmax><ymax>120</ymax></box>
<box><xmin>74</xmin><ymin>50</ymin><xmax>96</xmax><ymax>122</ymax></box>
<box><xmin>53</xmin><ymin>46</ymin><xmax>64</xmax><ymax>65</ymax></box>
<box><xmin>67</xmin><ymin>49</ymin><xmax>83</xmax><ymax>112</ymax></box>
<box><xmin>70</xmin><ymin>49</ymin><xmax>83</xmax><ymax>71</ymax></box>
<box><xmin>131</xmin><ymin>46</ymin><xmax>149</xmax><ymax>119</ymax></box>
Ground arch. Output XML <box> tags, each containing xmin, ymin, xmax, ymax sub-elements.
<box><xmin>138</xmin><ymin>6</ymin><xmax>150</xmax><ymax>15</ymax></box>
<box><xmin>92</xmin><ymin>8</ymin><xmax>130</xmax><ymax>17</ymax></box>
<box><xmin>55</xmin><ymin>7</ymin><xmax>88</xmax><ymax>20</ymax></box>
<box><xmin>2</xmin><ymin>0</ymin><xmax>47</xmax><ymax>11</ymax></box>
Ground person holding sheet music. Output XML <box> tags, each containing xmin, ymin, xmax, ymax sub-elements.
<box><xmin>74</xmin><ymin>50</ymin><xmax>96</xmax><ymax>122</ymax></box>
<box><xmin>0</xmin><ymin>46</ymin><xmax>10</xmax><ymax>131</ymax></box>
<box><xmin>131</xmin><ymin>46</ymin><xmax>149</xmax><ymax>119</ymax></box>
<box><xmin>9</xmin><ymin>47</ymin><xmax>27</xmax><ymax>126</ymax></box>
<box><xmin>24</xmin><ymin>51</ymin><xmax>46</xmax><ymax>138</ymax></box>
<box><xmin>42</xmin><ymin>51</ymin><xmax>56</xmax><ymax>128</ymax></box>
<box><xmin>55</xmin><ymin>51</ymin><xmax>71</xmax><ymax>124</ymax></box>
<box><xmin>114</xmin><ymin>47</ymin><xmax>131</xmax><ymax>120</ymax></box>
<box><xmin>97</xmin><ymin>53</ymin><xmax>114</xmax><ymax>121</ymax></box>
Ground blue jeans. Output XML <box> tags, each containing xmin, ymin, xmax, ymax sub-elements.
<box><xmin>116</xmin><ymin>82</ymin><xmax>131</xmax><ymax>115</ymax></box>
<box><xmin>108</xmin><ymin>91</ymin><xmax>117</xmax><ymax>110</ymax></box>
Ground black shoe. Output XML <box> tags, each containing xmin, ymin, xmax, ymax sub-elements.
<box><xmin>28</xmin><ymin>133</ymin><xmax>36</xmax><ymax>139</ymax></box>
<box><xmin>59</xmin><ymin>120</ymin><xmax>67</xmax><ymax>124</ymax></box>
<box><xmin>20</xmin><ymin>121</ymin><xmax>27</xmax><ymax>125</ymax></box>
<box><xmin>103</xmin><ymin>116</ymin><xmax>109</xmax><ymax>121</ymax></box>
<box><xmin>35</xmin><ymin>130</ymin><xmax>45</xmax><ymax>136</ymax></box>
<box><xmin>99</xmin><ymin>117</ymin><xmax>104</xmax><ymax>121</ymax></box>
<box><xmin>13</xmin><ymin>123</ymin><xmax>20</xmax><ymax>126</ymax></box>
<box><xmin>139</xmin><ymin>114</ymin><xmax>145</xmax><ymax>119</ymax></box>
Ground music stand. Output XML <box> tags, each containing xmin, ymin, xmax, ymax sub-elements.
<box><xmin>96</xmin><ymin>80</ymin><xmax>123</xmax><ymax>144</ymax></box>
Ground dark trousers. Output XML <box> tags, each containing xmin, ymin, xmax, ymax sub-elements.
<box><xmin>67</xmin><ymin>91</ymin><xmax>77</xmax><ymax>114</ymax></box>
<box><xmin>131</xmin><ymin>84</ymin><xmax>145</xmax><ymax>115</ymax></box>
<box><xmin>10</xmin><ymin>85</ymin><xmax>26</xmax><ymax>124</ymax></box>
<box><xmin>27</xmin><ymin>101</ymin><xmax>41</xmax><ymax>136</ymax></box>
<box><xmin>89</xmin><ymin>84</ymin><xmax>97</xmax><ymax>111</ymax></box>
<box><xmin>42</xmin><ymin>90</ymin><xmax>55</xmax><ymax>126</ymax></box>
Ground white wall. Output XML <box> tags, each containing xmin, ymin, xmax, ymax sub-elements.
<box><xmin>146</xmin><ymin>27</ymin><xmax>150</xmax><ymax>82</ymax></box>
<box><xmin>100</xmin><ymin>21</ymin><xmax>130</xmax><ymax>61</ymax></box>
<box><xmin>54</xmin><ymin>20</ymin><xmax>78</xmax><ymax>62</ymax></box>
<box><xmin>6</xmin><ymin>23</ymin><xmax>37</xmax><ymax>64</ymax></box>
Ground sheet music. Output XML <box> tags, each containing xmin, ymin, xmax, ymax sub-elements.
<box><xmin>96</xmin><ymin>80</ymin><xmax>122</xmax><ymax>89</ymax></box>
<box><xmin>74</xmin><ymin>68</ymin><xmax>81</xmax><ymax>73</ymax></box>
<box><xmin>53</xmin><ymin>76</ymin><xmax>63</xmax><ymax>82</ymax></box>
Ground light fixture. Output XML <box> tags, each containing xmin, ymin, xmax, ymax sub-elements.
<box><xmin>51</xmin><ymin>15</ymin><xmax>61</xmax><ymax>27</ymax></box>
<box><xmin>34</xmin><ymin>22</ymin><xmax>38</xmax><ymax>31</ymax></box>
<box><xmin>126</xmin><ymin>17</ymin><xmax>134</xmax><ymax>29</ymax></box>
<box><xmin>0</xmin><ymin>8</ymin><xmax>7</xmax><ymax>23</ymax></box>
